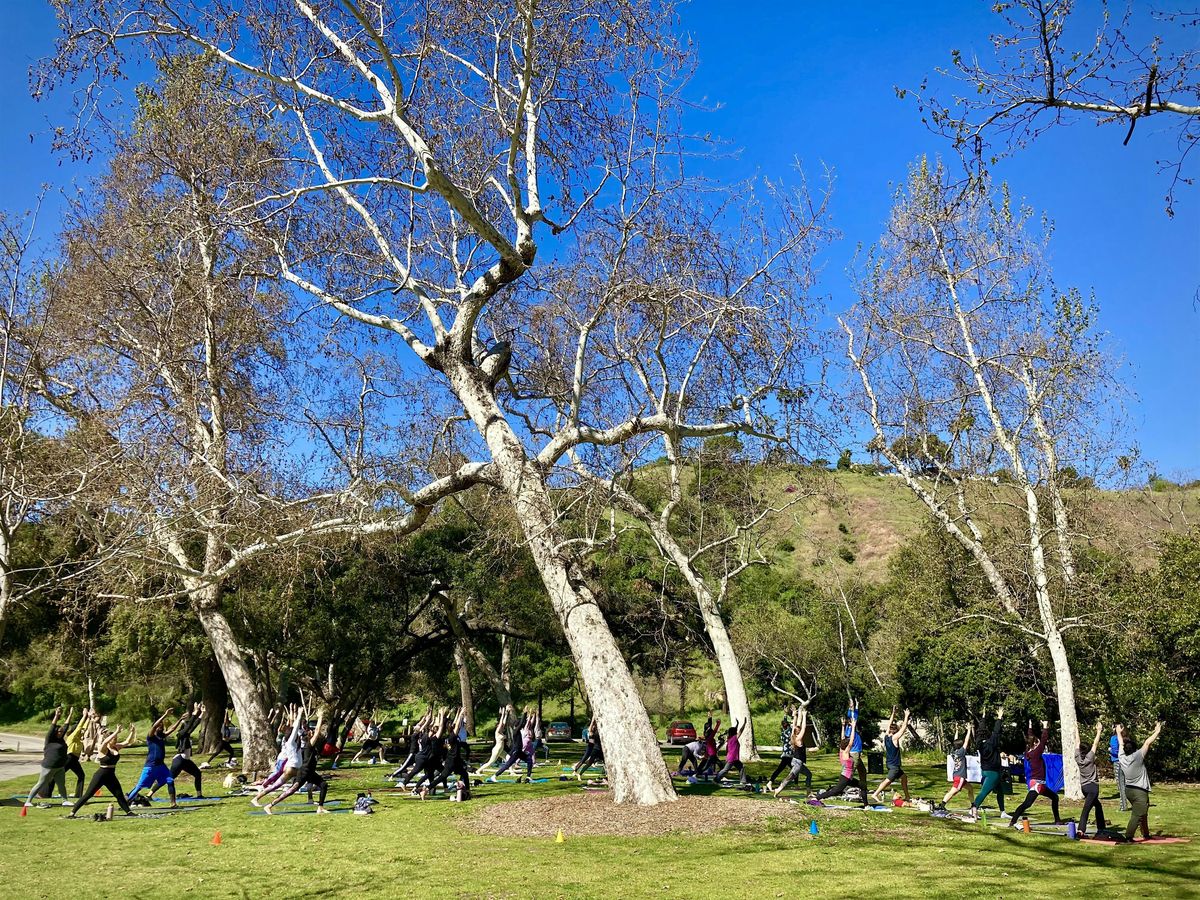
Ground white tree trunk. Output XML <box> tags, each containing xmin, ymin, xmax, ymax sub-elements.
<box><xmin>0</xmin><ymin>560</ymin><xmax>11</xmax><ymax>651</ymax></box>
<box><xmin>194</xmin><ymin>601</ymin><xmax>276</xmax><ymax>774</ymax></box>
<box><xmin>454</xmin><ymin>373</ymin><xmax>675</xmax><ymax>805</ymax></box>
<box><xmin>454</xmin><ymin>642</ymin><xmax>476</xmax><ymax>736</ymax></box>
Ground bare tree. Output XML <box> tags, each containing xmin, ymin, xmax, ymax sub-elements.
<box><xmin>840</xmin><ymin>159</ymin><xmax>1124</xmax><ymax>798</ymax></box>
<box><xmin>45</xmin><ymin>1</ymin><xmax>817</xmax><ymax>803</ymax></box>
<box><xmin>911</xmin><ymin>1</ymin><xmax>1200</xmax><ymax>214</ymax></box>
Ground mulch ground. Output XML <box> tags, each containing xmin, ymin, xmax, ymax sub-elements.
<box><xmin>465</xmin><ymin>791</ymin><xmax>803</xmax><ymax>837</ymax></box>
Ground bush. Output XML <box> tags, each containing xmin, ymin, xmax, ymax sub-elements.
<box><xmin>838</xmin><ymin>546</ymin><xmax>856</xmax><ymax>564</ymax></box>
<box><xmin>776</xmin><ymin>538</ymin><xmax>796</xmax><ymax>553</ymax></box>
<box><xmin>838</xmin><ymin>522</ymin><xmax>850</xmax><ymax>535</ymax></box>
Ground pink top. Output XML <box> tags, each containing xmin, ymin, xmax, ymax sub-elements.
<box><xmin>840</xmin><ymin>752</ymin><xmax>853</xmax><ymax>779</ymax></box>
<box><xmin>726</xmin><ymin>733</ymin><xmax>740</xmax><ymax>763</ymax></box>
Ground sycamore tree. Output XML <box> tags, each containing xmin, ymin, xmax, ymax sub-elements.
<box><xmin>46</xmin><ymin>0</ymin><xmax>817</xmax><ymax>803</ymax></box>
<box><xmin>912</xmin><ymin>0</ymin><xmax>1200</xmax><ymax>214</ymax></box>
<box><xmin>839</xmin><ymin>159</ymin><xmax>1124</xmax><ymax>798</ymax></box>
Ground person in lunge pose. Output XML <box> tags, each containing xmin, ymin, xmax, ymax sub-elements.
<box><xmin>773</xmin><ymin>707</ymin><xmax>813</xmax><ymax>797</ymax></box>
<box><xmin>966</xmin><ymin>706</ymin><xmax>1008</xmax><ymax>821</ymax></box>
<box><xmin>69</xmin><ymin>724</ymin><xmax>137</xmax><ymax>818</ymax></box>
<box><xmin>488</xmin><ymin>707</ymin><xmax>537</xmax><ymax>783</ymax></box>
<box><xmin>942</xmin><ymin>722</ymin><xmax>975</xmax><ymax>809</ymax></box>
<box><xmin>201</xmin><ymin>709</ymin><xmax>237</xmax><ymax>768</ymax></box>
<box><xmin>24</xmin><ymin>706</ymin><xmax>72</xmax><ymax>808</ymax></box>
<box><xmin>871</xmin><ymin>706</ymin><xmax>912</xmax><ymax>803</ymax></box>
<box><xmin>1109</xmin><ymin>724</ymin><xmax>1127</xmax><ymax>812</ymax></box>
<box><xmin>475</xmin><ymin>707</ymin><xmax>509</xmax><ymax>774</ymax></box>
<box><xmin>1007</xmin><ymin>720</ymin><xmax>1063</xmax><ymax>827</ymax></box>
<box><xmin>714</xmin><ymin>719</ymin><xmax>749</xmax><ymax>786</ymax></box>
<box><xmin>812</xmin><ymin>715</ymin><xmax>858</xmax><ymax>803</ymax></box>
<box><xmin>573</xmin><ymin>716</ymin><xmax>604</xmax><ymax>780</ymax></box>
<box><xmin>350</xmin><ymin>715</ymin><xmax>387</xmax><ymax>765</ymax></box>
<box><xmin>252</xmin><ymin>706</ymin><xmax>306</xmax><ymax>806</ymax></box>
<box><xmin>1078</xmin><ymin>719</ymin><xmax>1107</xmax><ymax>837</ymax></box>
<box><xmin>151</xmin><ymin>703</ymin><xmax>205</xmax><ymax>800</ymax></box>
<box><xmin>766</xmin><ymin>708</ymin><xmax>795</xmax><ymax>791</ymax></box>
<box><xmin>1116</xmin><ymin>720</ymin><xmax>1163</xmax><ymax>842</ymax></box>
<box><xmin>696</xmin><ymin>713</ymin><xmax>722</xmax><ymax>778</ymax></box>
<box><xmin>126</xmin><ymin>708</ymin><xmax>182</xmax><ymax>808</ymax></box>
<box><xmin>264</xmin><ymin>710</ymin><xmax>330</xmax><ymax>815</ymax></box>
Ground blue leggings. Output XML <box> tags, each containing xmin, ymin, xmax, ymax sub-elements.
<box><xmin>128</xmin><ymin>763</ymin><xmax>175</xmax><ymax>800</ymax></box>
<box><xmin>971</xmin><ymin>770</ymin><xmax>1006</xmax><ymax>812</ymax></box>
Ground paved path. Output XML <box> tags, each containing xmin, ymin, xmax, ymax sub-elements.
<box><xmin>0</xmin><ymin>731</ymin><xmax>45</xmax><ymax>784</ymax></box>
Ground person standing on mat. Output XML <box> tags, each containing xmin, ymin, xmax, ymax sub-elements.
<box><xmin>773</xmin><ymin>707</ymin><xmax>813</xmax><ymax>797</ymax></box>
<box><xmin>164</xmin><ymin>703</ymin><xmax>204</xmax><ymax>798</ymax></box>
<box><xmin>1007</xmin><ymin>719</ymin><xmax>1063</xmax><ymax>827</ymax></box>
<box><xmin>24</xmin><ymin>706</ymin><xmax>72</xmax><ymax>808</ymax></box>
<box><xmin>475</xmin><ymin>707</ymin><xmax>509</xmax><ymax>774</ymax></box>
<box><xmin>1109</xmin><ymin>725</ymin><xmax>1127</xmax><ymax>812</ymax></box>
<box><xmin>127</xmin><ymin>708</ymin><xmax>181</xmax><ymax>808</ymax></box>
<box><xmin>812</xmin><ymin>715</ymin><xmax>858</xmax><ymax>802</ymax></box>
<box><xmin>942</xmin><ymin>722</ymin><xmax>975</xmax><ymax>809</ymax></box>
<box><xmin>871</xmin><ymin>706</ymin><xmax>912</xmax><ymax>803</ymax></box>
<box><xmin>423</xmin><ymin>709</ymin><xmax>472</xmax><ymax>797</ymax></box>
<box><xmin>766</xmin><ymin>708</ymin><xmax>795</xmax><ymax>790</ymax></box>
<box><xmin>59</xmin><ymin>707</ymin><xmax>90</xmax><ymax>800</ymax></box>
<box><xmin>843</xmin><ymin>698</ymin><xmax>868</xmax><ymax>801</ymax></box>
<box><xmin>574</xmin><ymin>716</ymin><xmax>604</xmax><ymax>780</ymax></box>
<box><xmin>488</xmin><ymin>706</ymin><xmax>537</xmax><ymax>782</ymax></box>
<box><xmin>265</xmin><ymin>710</ymin><xmax>329</xmax><ymax>815</ymax></box>
<box><xmin>1078</xmin><ymin>719</ymin><xmax>1107</xmax><ymax>836</ymax></box>
<box><xmin>202</xmin><ymin>709</ymin><xmax>237</xmax><ymax>768</ymax></box>
<box><xmin>697</xmin><ymin>713</ymin><xmax>721</xmax><ymax>778</ymax></box>
<box><xmin>253</xmin><ymin>706</ymin><xmax>306</xmax><ymax>805</ymax></box>
<box><xmin>967</xmin><ymin>706</ymin><xmax>1008</xmax><ymax>821</ymax></box>
<box><xmin>68</xmin><ymin>724</ymin><xmax>137</xmax><ymax>818</ymax></box>
<box><xmin>350</xmin><ymin>715</ymin><xmax>386</xmax><ymax>765</ymax></box>
<box><xmin>676</xmin><ymin>736</ymin><xmax>704</xmax><ymax>777</ymax></box>
<box><xmin>1116</xmin><ymin>720</ymin><xmax>1163</xmax><ymax>842</ymax></box>
<box><xmin>714</xmin><ymin>719</ymin><xmax>749</xmax><ymax>786</ymax></box>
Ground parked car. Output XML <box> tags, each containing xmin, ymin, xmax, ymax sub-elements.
<box><xmin>546</xmin><ymin>721</ymin><xmax>572</xmax><ymax>741</ymax></box>
<box><xmin>666</xmin><ymin>721</ymin><xmax>696</xmax><ymax>744</ymax></box>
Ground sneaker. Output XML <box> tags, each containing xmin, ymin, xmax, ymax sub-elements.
<box><xmin>61</xmin><ymin>800</ymin><xmax>73</xmax><ymax>807</ymax></box>
<box><xmin>199</xmin><ymin>762</ymin><xmax>211</xmax><ymax>770</ymax></box>
<box><xmin>1000</xmin><ymin>811</ymin><xmax>1012</xmax><ymax>820</ymax></box>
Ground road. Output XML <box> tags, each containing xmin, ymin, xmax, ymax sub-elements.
<box><xmin>0</xmin><ymin>731</ymin><xmax>44</xmax><ymax>784</ymax></box>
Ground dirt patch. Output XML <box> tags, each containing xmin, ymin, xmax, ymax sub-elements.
<box><xmin>464</xmin><ymin>792</ymin><xmax>802</xmax><ymax>838</ymax></box>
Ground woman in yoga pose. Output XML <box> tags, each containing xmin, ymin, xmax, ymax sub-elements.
<box><xmin>1006</xmin><ymin>720</ymin><xmax>1063</xmax><ymax>827</ymax></box>
<box><xmin>772</xmin><ymin>708</ymin><xmax>813</xmax><ymax>797</ymax></box>
<box><xmin>573</xmin><ymin>716</ymin><xmax>604</xmax><ymax>780</ymax></box>
<box><xmin>812</xmin><ymin>714</ymin><xmax>858</xmax><ymax>802</ymax></box>
<box><xmin>69</xmin><ymin>723</ymin><xmax>137</xmax><ymax>817</ymax></box>
<box><xmin>475</xmin><ymin>707</ymin><xmax>509</xmax><ymax>774</ymax></box>
<box><xmin>264</xmin><ymin>709</ymin><xmax>329</xmax><ymax>815</ymax></box>
<box><xmin>1116</xmin><ymin>720</ymin><xmax>1163</xmax><ymax>842</ymax></box>
<box><xmin>126</xmin><ymin>708</ymin><xmax>182</xmax><ymax>808</ymax></box>
<box><xmin>24</xmin><ymin>706</ymin><xmax>72</xmax><ymax>808</ymax></box>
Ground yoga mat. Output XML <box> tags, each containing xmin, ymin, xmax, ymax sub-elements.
<box><xmin>824</xmin><ymin>803</ymin><xmax>892</xmax><ymax>812</ymax></box>
<box><xmin>248</xmin><ymin>807</ymin><xmax>353</xmax><ymax>816</ymax></box>
<box><xmin>1081</xmin><ymin>835</ymin><xmax>1191</xmax><ymax>845</ymax></box>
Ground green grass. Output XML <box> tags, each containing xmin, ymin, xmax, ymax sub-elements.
<box><xmin>2</xmin><ymin>747</ymin><xmax>1197</xmax><ymax>898</ymax></box>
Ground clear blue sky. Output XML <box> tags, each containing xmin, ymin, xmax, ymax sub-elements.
<box><xmin>2</xmin><ymin>1</ymin><xmax>1197</xmax><ymax>478</ymax></box>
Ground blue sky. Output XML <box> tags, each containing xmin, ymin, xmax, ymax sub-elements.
<box><xmin>2</xmin><ymin>1</ymin><xmax>1197</xmax><ymax>478</ymax></box>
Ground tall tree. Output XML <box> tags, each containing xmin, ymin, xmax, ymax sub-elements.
<box><xmin>48</xmin><ymin>1</ymin><xmax>816</xmax><ymax>802</ymax></box>
<box><xmin>840</xmin><ymin>160</ymin><xmax>1121</xmax><ymax>798</ymax></box>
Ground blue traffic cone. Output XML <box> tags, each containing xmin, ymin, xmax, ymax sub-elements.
<box><xmin>810</xmin><ymin>819</ymin><xmax>819</xmax><ymax>836</ymax></box>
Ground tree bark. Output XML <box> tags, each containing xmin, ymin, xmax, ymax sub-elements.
<box><xmin>453</xmin><ymin>371</ymin><xmax>675</xmax><ymax>805</ymax></box>
<box><xmin>0</xmin><ymin>562</ymin><xmax>11</xmax><ymax>651</ymax></box>
<box><xmin>454</xmin><ymin>642</ymin><xmax>476</xmax><ymax>736</ymax></box>
<box><xmin>199</xmin><ymin>654</ymin><xmax>229</xmax><ymax>754</ymax></box>
<box><xmin>194</xmin><ymin>602</ymin><xmax>276</xmax><ymax>773</ymax></box>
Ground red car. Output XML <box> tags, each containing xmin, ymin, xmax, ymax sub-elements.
<box><xmin>666</xmin><ymin>721</ymin><xmax>697</xmax><ymax>744</ymax></box>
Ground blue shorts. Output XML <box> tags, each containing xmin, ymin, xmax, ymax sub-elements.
<box><xmin>128</xmin><ymin>763</ymin><xmax>174</xmax><ymax>797</ymax></box>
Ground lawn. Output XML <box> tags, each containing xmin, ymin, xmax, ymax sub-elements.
<box><xmin>1</xmin><ymin>747</ymin><xmax>1196</xmax><ymax>899</ymax></box>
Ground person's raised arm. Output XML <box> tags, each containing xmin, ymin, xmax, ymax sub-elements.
<box><xmin>962</xmin><ymin>722</ymin><xmax>974</xmax><ymax>750</ymax></box>
<box><xmin>1141</xmin><ymin>721</ymin><xmax>1164</xmax><ymax>757</ymax></box>
<box><xmin>847</xmin><ymin>714</ymin><xmax>858</xmax><ymax>744</ymax></box>
<box><xmin>896</xmin><ymin>708</ymin><xmax>911</xmax><ymax>747</ymax></box>
<box><xmin>150</xmin><ymin>708</ymin><xmax>174</xmax><ymax>734</ymax></box>
<box><xmin>1036</xmin><ymin>720</ymin><xmax>1049</xmax><ymax>752</ymax></box>
<box><xmin>1090</xmin><ymin>721</ymin><xmax>1103</xmax><ymax>757</ymax></box>
<box><xmin>992</xmin><ymin>706</ymin><xmax>1005</xmax><ymax>740</ymax></box>
<box><xmin>883</xmin><ymin>705</ymin><xmax>896</xmax><ymax>738</ymax></box>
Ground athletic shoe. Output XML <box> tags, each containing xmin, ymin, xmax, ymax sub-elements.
<box><xmin>1000</xmin><ymin>811</ymin><xmax>1012</xmax><ymax>820</ymax></box>
<box><xmin>198</xmin><ymin>762</ymin><xmax>211</xmax><ymax>770</ymax></box>
<box><xmin>486</xmin><ymin>776</ymin><xmax>498</xmax><ymax>783</ymax></box>
<box><xmin>61</xmin><ymin>800</ymin><xmax>73</xmax><ymax>806</ymax></box>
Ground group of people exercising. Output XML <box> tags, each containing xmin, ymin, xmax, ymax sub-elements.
<box><xmin>755</xmin><ymin>699</ymin><xmax>1165</xmax><ymax>842</ymax></box>
<box><xmin>22</xmin><ymin>696</ymin><xmax>1168</xmax><ymax>842</ymax></box>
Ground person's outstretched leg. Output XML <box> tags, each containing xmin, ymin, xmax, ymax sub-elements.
<box><xmin>1046</xmin><ymin>788</ymin><xmax>1061</xmax><ymax>823</ymax></box>
<box><xmin>25</xmin><ymin>767</ymin><xmax>60</xmax><ymax>806</ymax></box>
<box><xmin>70</xmin><ymin>769</ymin><xmax>106</xmax><ymax>817</ymax></box>
<box><xmin>1080</xmin><ymin>783</ymin><xmax>1098</xmax><ymax>834</ymax></box>
<box><xmin>1007</xmin><ymin>789</ymin><xmax>1038</xmax><ymax>825</ymax></box>
<box><xmin>65</xmin><ymin>755</ymin><xmax>85</xmax><ymax>798</ymax></box>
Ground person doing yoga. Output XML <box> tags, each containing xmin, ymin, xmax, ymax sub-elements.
<box><xmin>714</xmin><ymin>719</ymin><xmax>749</xmax><ymax>786</ymax></box>
<box><xmin>573</xmin><ymin>716</ymin><xmax>604</xmax><ymax>780</ymax></box>
<box><xmin>872</xmin><ymin>706</ymin><xmax>912</xmax><ymax>803</ymax></box>
<box><xmin>201</xmin><ymin>709</ymin><xmax>237</xmax><ymax>768</ymax></box>
<box><xmin>69</xmin><ymin>723</ymin><xmax>137</xmax><ymax>818</ymax></box>
<box><xmin>1007</xmin><ymin>719</ymin><xmax>1063</xmax><ymax>827</ymax></box>
<box><xmin>966</xmin><ymin>706</ymin><xmax>1008</xmax><ymax>821</ymax></box>
<box><xmin>1078</xmin><ymin>720</ymin><xmax>1107</xmax><ymax>837</ymax></box>
<box><xmin>812</xmin><ymin>714</ymin><xmax>860</xmax><ymax>803</ymax></box>
<box><xmin>1116</xmin><ymin>720</ymin><xmax>1164</xmax><ymax>842</ymax></box>
<box><xmin>264</xmin><ymin>709</ymin><xmax>329</xmax><ymax>815</ymax></box>
<box><xmin>24</xmin><ymin>706</ymin><xmax>72</xmax><ymax>808</ymax></box>
<box><xmin>151</xmin><ymin>702</ymin><xmax>204</xmax><ymax>799</ymax></box>
<box><xmin>772</xmin><ymin>707</ymin><xmax>813</xmax><ymax>797</ymax></box>
<box><xmin>475</xmin><ymin>707</ymin><xmax>509</xmax><ymax>774</ymax></box>
<box><xmin>127</xmin><ymin>708</ymin><xmax>182</xmax><ymax>808</ymax></box>
<box><xmin>942</xmin><ymin>722</ymin><xmax>975</xmax><ymax>808</ymax></box>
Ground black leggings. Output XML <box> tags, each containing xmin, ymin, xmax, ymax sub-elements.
<box><xmin>64</xmin><ymin>754</ymin><xmax>86</xmax><ymax>798</ymax></box>
<box><xmin>1009</xmin><ymin>785</ymin><xmax>1061</xmax><ymax>823</ymax></box>
<box><xmin>815</xmin><ymin>775</ymin><xmax>852</xmax><ymax>801</ymax></box>
<box><xmin>274</xmin><ymin>770</ymin><xmax>327</xmax><ymax>806</ymax></box>
<box><xmin>170</xmin><ymin>755</ymin><xmax>203</xmax><ymax>794</ymax></box>
<box><xmin>206</xmin><ymin>740</ymin><xmax>235</xmax><ymax>764</ymax></box>
<box><xmin>1080</xmin><ymin>782</ymin><xmax>1105</xmax><ymax>833</ymax></box>
<box><xmin>432</xmin><ymin>755</ymin><xmax>470</xmax><ymax>791</ymax></box>
<box><xmin>493</xmin><ymin>747</ymin><xmax>533</xmax><ymax>778</ymax></box>
<box><xmin>769</xmin><ymin>754</ymin><xmax>793</xmax><ymax>782</ymax></box>
<box><xmin>676</xmin><ymin>746</ymin><xmax>701</xmax><ymax>773</ymax></box>
<box><xmin>576</xmin><ymin>746</ymin><xmax>603</xmax><ymax>772</ymax></box>
<box><xmin>71</xmin><ymin>767</ymin><xmax>132</xmax><ymax>816</ymax></box>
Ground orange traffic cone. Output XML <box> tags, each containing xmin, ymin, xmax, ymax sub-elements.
<box><xmin>20</xmin><ymin>804</ymin><xmax>27</xmax><ymax>817</ymax></box>
<box><xmin>211</xmin><ymin>830</ymin><xmax>222</xmax><ymax>846</ymax></box>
